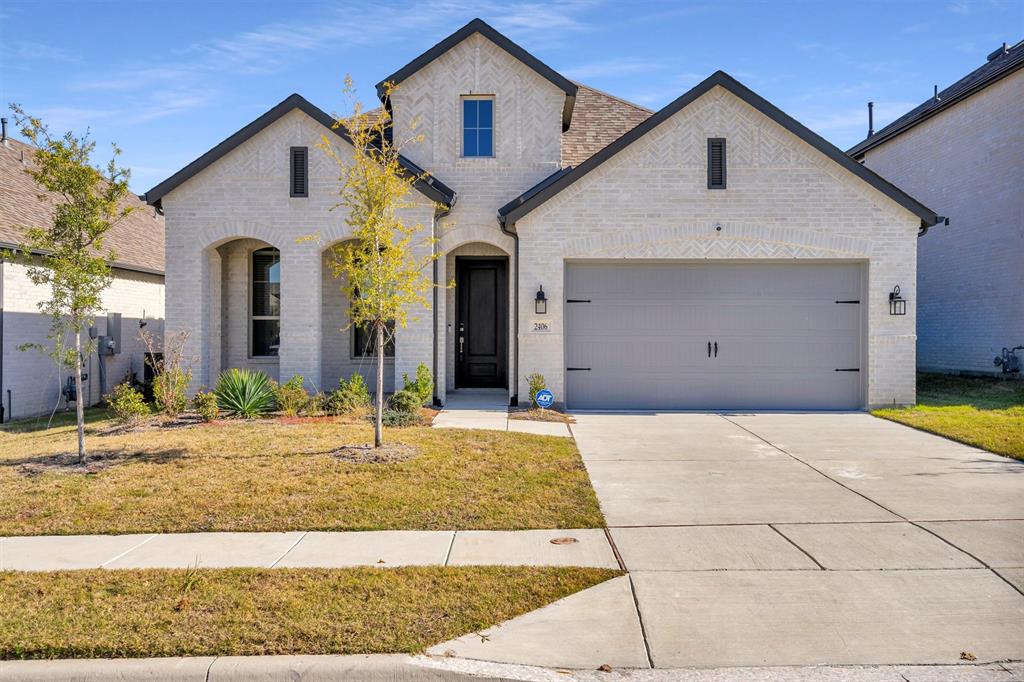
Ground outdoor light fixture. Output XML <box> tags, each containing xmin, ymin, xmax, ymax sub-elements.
<box><xmin>535</xmin><ymin>286</ymin><xmax>547</xmax><ymax>315</ymax></box>
<box><xmin>889</xmin><ymin>285</ymin><xmax>906</xmax><ymax>316</ymax></box>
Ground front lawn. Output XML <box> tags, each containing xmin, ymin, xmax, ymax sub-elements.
<box><xmin>873</xmin><ymin>373</ymin><xmax>1024</xmax><ymax>460</ymax></box>
<box><xmin>0</xmin><ymin>566</ymin><xmax>618</xmax><ymax>659</ymax></box>
<box><xmin>0</xmin><ymin>412</ymin><xmax>604</xmax><ymax>535</ymax></box>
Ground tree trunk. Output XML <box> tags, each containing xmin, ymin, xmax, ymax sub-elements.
<box><xmin>374</xmin><ymin>320</ymin><xmax>384</xmax><ymax>448</ymax></box>
<box><xmin>74</xmin><ymin>330</ymin><xmax>86</xmax><ymax>463</ymax></box>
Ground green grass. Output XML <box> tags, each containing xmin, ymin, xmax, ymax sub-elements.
<box><xmin>0</xmin><ymin>566</ymin><xmax>619</xmax><ymax>659</ymax></box>
<box><xmin>873</xmin><ymin>374</ymin><xmax>1024</xmax><ymax>460</ymax></box>
<box><xmin>0</xmin><ymin>412</ymin><xmax>604</xmax><ymax>535</ymax></box>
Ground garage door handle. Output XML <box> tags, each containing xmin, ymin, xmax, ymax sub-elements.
<box><xmin>707</xmin><ymin>341</ymin><xmax>712</xmax><ymax>358</ymax></box>
<box><xmin>714</xmin><ymin>342</ymin><xmax>718</xmax><ymax>358</ymax></box>
<box><xmin>567</xmin><ymin>367</ymin><xmax>591</xmax><ymax>371</ymax></box>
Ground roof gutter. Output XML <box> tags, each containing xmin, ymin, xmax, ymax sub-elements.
<box><xmin>0</xmin><ymin>242</ymin><xmax>164</xmax><ymax>277</ymax></box>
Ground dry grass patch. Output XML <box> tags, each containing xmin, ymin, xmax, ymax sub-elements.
<box><xmin>508</xmin><ymin>407</ymin><xmax>575</xmax><ymax>424</ymax></box>
<box><xmin>0</xmin><ymin>566</ymin><xmax>619</xmax><ymax>659</ymax></box>
<box><xmin>873</xmin><ymin>374</ymin><xmax>1024</xmax><ymax>460</ymax></box>
<box><xmin>0</xmin><ymin>412</ymin><xmax>604</xmax><ymax>535</ymax></box>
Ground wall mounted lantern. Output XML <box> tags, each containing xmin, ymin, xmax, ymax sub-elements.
<box><xmin>889</xmin><ymin>285</ymin><xmax>906</xmax><ymax>316</ymax></box>
<box><xmin>535</xmin><ymin>286</ymin><xmax>547</xmax><ymax>315</ymax></box>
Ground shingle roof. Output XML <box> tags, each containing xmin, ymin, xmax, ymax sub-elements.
<box><xmin>1</xmin><ymin>138</ymin><xmax>165</xmax><ymax>274</ymax></box>
<box><xmin>848</xmin><ymin>39</ymin><xmax>1024</xmax><ymax>157</ymax></box>
<box><xmin>500</xmin><ymin>71</ymin><xmax>938</xmax><ymax>230</ymax></box>
<box><xmin>562</xmin><ymin>83</ymin><xmax>652</xmax><ymax>166</ymax></box>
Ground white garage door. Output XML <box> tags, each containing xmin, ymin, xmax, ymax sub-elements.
<box><xmin>564</xmin><ymin>262</ymin><xmax>864</xmax><ymax>410</ymax></box>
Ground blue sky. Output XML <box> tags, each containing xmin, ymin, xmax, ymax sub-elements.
<box><xmin>1</xmin><ymin>0</ymin><xmax>1020</xmax><ymax>192</ymax></box>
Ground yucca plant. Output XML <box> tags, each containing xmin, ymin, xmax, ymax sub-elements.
<box><xmin>214</xmin><ymin>368</ymin><xmax>276</xmax><ymax>418</ymax></box>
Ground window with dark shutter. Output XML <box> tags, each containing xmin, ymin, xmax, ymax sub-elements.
<box><xmin>290</xmin><ymin>146</ymin><xmax>308</xmax><ymax>197</ymax></box>
<box><xmin>707</xmin><ymin>138</ymin><xmax>726</xmax><ymax>189</ymax></box>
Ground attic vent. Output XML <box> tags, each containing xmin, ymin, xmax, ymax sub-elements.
<box><xmin>290</xmin><ymin>146</ymin><xmax>308</xmax><ymax>198</ymax></box>
<box><xmin>707</xmin><ymin>138</ymin><xmax>726</xmax><ymax>190</ymax></box>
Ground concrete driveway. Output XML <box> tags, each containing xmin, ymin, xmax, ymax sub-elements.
<box><xmin>439</xmin><ymin>413</ymin><xmax>1024</xmax><ymax>672</ymax></box>
<box><xmin>582</xmin><ymin>412</ymin><xmax>1024</xmax><ymax>668</ymax></box>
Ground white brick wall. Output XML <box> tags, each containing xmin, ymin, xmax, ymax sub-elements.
<box><xmin>161</xmin><ymin>109</ymin><xmax>435</xmax><ymax>395</ymax></box>
<box><xmin>515</xmin><ymin>86</ymin><xmax>921</xmax><ymax>409</ymax></box>
<box><xmin>390</xmin><ymin>31</ymin><xmax>563</xmax><ymax>403</ymax></box>
<box><xmin>861</xmin><ymin>70</ymin><xmax>1024</xmax><ymax>375</ymax></box>
<box><xmin>2</xmin><ymin>260</ymin><xmax>164</xmax><ymax>420</ymax></box>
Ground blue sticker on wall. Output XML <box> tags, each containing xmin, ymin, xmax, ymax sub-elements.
<box><xmin>534</xmin><ymin>389</ymin><xmax>554</xmax><ymax>409</ymax></box>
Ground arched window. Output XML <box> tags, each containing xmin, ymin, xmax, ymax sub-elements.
<box><xmin>251</xmin><ymin>247</ymin><xmax>280</xmax><ymax>357</ymax></box>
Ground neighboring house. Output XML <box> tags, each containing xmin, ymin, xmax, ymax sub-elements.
<box><xmin>0</xmin><ymin>131</ymin><xmax>165</xmax><ymax>422</ymax></box>
<box><xmin>147</xmin><ymin>18</ymin><xmax>936</xmax><ymax>411</ymax></box>
<box><xmin>849</xmin><ymin>40</ymin><xmax>1023</xmax><ymax>376</ymax></box>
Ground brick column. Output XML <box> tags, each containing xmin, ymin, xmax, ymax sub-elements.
<box><xmin>278</xmin><ymin>241</ymin><xmax>322</xmax><ymax>390</ymax></box>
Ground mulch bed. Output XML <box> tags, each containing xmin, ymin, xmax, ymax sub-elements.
<box><xmin>507</xmin><ymin>407</ymin><xmax>575</xmax><ymax>424</ymax></box>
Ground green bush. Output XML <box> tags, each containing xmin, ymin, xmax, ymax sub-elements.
<box><xmin>275</xmin><ymin>375</ymin><xmax>309</xmax><ymax>416</ymax></box>
<box><xmin>327</xmin><ymin>373</ymin><xmax>372</xmax><ymax>415</ymax></box>
<box><xmin>215</xmin><ymin>369</ymin><xmax>276</xmax><ymax>418</ymax></box>
<box><xmin>108</xmin><ymin>382</ymin><xmax>149</xmax><ymax>425</ymax></box>
<box><xmin>192</xmin><ymin>390</ymin><xmax>219</xmax><ymax>422</ymax></box>
<box><xmin>154</xmin><ymin>368</ymin><xmax>190</xmax><ymax>416</ymax></box>
<box><xmin>306</xmin><ymin>392</ymin><xmax>330</xmax><ymax>416</ymax></box>
<box><xmin>389</xmin><ymin>389</ymin><xmax>422</xmax><ymax>415</ymax></box>
<box><xmin>402</xmin><ymin>362</ymin><xmax>433</xmax><ymax>406</ymax></box>
<box><xmin>375</xmin><ymin>408</ymin><xmax>423</xmax><ymax>428</ymax></box>
<box><xmin>526</xmin><ymin>373</ymin><xmax>547</xmax><ymax>408</ymax></box>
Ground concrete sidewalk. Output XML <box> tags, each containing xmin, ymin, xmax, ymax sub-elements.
<box><xmin>0</xmin><ymin>528</ymin><xmax>618</xmax><ymax>571</ymax></box>
<box><xmin>433</xmin><ymin>390</ymin><xmax>571</xmax><ymax>437</ymax></box>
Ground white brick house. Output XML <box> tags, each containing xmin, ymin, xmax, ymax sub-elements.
<box><xmin>147</xmin><ymin>19</ymin><xmax>936</xmax><ymax>411</ymax></box>
<box><xmin>849</xmin><ymin>41</ymin><xmax>1023</xmax><ymax>376</ymax></box>
<box><xmin>1</xmin><ymin>136</ymin><xmax>165</xmax><ymax>422</ymax></box>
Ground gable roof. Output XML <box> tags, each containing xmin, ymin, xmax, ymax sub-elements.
<box><xmin>499</xmin><ymin>71</ymin><xmax>938</xmax><ymax>229</ymax></box>
<box><xmin>375</xmin><ymin>18</ymin><xmax>578</xmax><ymax>131</ymax></box>
<box><xmin>2</xmin><ymin>138</ymin><xmax>164</xmax><ymax>274</ymax></box>
<box><xmin>562</xmin><ymin>83</ymin><xmax>652</xmax><ymax>166</ymax></box>
<box><xmin>145</xmin><ymin>93</ymin><xmax>455</xmax><ymax>210</ymax></box>
<box><xmin>848</xmin><ymin>40</ymin><xmax>1024</xmax><ymax>158</ymax></box>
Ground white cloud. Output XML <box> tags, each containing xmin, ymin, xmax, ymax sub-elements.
<box><xmin>563</xmin><ymin>58</ymin><xmax>665</xmax><ymax>80</ymax></box>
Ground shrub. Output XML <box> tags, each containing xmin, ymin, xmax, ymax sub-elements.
<box><xmin>275</xmin><ymin>375</ymin><xmax>309</xmax><ymax>416</ymax></box>
<box><xmin>402</xmin><ymin>362</ymin><xmax>433</xmax><ymax>406</ymax></box>
<box><xmin>526</xmin><ymin>373</ymin><xmax>547</xmax><ymax>408</ymax></box>
<box><xmin>328</xmin><ymin>373</ymin><xmax>372</xmax><ymax>415</ymax></box>
<box><xmin>108</xmin><ymin>382</ymin><xmax>149</xmax><ymax>425</ymax></box>
<box><xmin>389</xmin><ymin>389</ymin><xmax>421</xmax><ymax>414</ymax></box>
<box><xmin>375</xmin><ymin>408</ymin><xmax>423</xmax><ymax>428</ymax></box>
<box><xmin>153</xmin><ymin>367</ymin><xmax>190</xmax><ymax>416</ymax></box>
<box><xmin>192</xmin><ymin>390</ymin><xmax>219</xmax><ymax>422</ymax></box>
<box><xmin>306</xmin><ymin>392</ymin><xmax>330</xmax><ymax>416</ymax></box>
<box><xmin>215</xmin><ymin>368</ymin><xmax>276</xmax><ymax>418</ymax></box>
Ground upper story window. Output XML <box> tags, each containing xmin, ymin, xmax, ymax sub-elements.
<box><xmin>462</xmin><ymin>97</ymin><xmax>494</xmax><ymax>157</ymax></box>
<box><xmin>707</xmin><ymin>138</ymin><xmax>727</xmax><ymax>189</ymax></box>
<box><xmin>251</xmin><ymin>248</ymin><xmax>281</xmax><ymax>357</ymax></box>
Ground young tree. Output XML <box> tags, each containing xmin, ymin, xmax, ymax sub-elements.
<box><xmin>319</xmin><ymin>79</ymin><xmax>442</xmax><ymax>447</ymax></box>
<box><xmin>7</xmin><ymin>105</ymin><xmax>136</xmax><ymax>462</ymax></box>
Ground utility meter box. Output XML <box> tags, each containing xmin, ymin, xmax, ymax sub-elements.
<box><xmin>99</xmin><ymin>312</ymin><xmax>122</xmax><ymax>355</ymax></box>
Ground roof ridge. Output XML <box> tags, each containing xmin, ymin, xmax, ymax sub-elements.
<box><xmin>573</xmin><ymin>81</ymin><xmax>654</xmax><ymax>114</ymax></box>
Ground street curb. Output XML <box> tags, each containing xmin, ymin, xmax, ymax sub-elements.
<box><xmin>0</xmin><ymin>654</ymin><xmax>515</xmax><ymax>681</ymax></box>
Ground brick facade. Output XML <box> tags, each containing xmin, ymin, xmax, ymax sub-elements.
<box><xmin>1</xmin><ymin>261</ymin><xmax>164</xmax><ymax>420</ymax></box>
<box><xmin>860</xmin><ymin>70</ymin><xmax>1024</xmax><ymax>375</ymax></box>
<box><xmin>158</xmin><ymin>31</ymin><xmax>922</xmax><ymax>410</ymax></box>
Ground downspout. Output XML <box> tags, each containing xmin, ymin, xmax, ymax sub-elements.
<box><xmin>0</xmin><ymin>256</ymin><xmax>5</xmax><ymax>423</ymax></box>
<box><xmin>498</xmin><ymin>215</ymin><xmax>519</xmax><ymax>407</ymax></box>
<box><xmin>433</xmin><ymin>199</ymin><xmax>455</xmax><ymax>407</ymax></box>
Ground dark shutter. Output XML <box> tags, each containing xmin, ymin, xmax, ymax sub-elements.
<box><xmin>707</xmin><ymin>138</ymin><xmax>726</xmax><ymax>189</ymax></box>
<box><xmin>290</xmin><ymin>146</ymin><xmax>308</xmax><ymax>197</ymax></box>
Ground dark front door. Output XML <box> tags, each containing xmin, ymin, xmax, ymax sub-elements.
<box><xmin>456</xmin><ymin>257</ymin><xmax>508</xmax><ymax>388</ymax></box>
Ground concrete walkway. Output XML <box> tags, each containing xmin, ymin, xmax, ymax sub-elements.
<box><xmin>433</xmin><ymin>389</ymin><xmax>572</xmax><ymax>437</ymax></box>
<box><xmin>432</xmin><ymin>412</ymin><xmax>1024</xmax><ymax>669</ymax></box>
<box><xmin>0</xmin><ymin>528</ymin><xmax>618</xmax><ymax>571</ymax></box>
